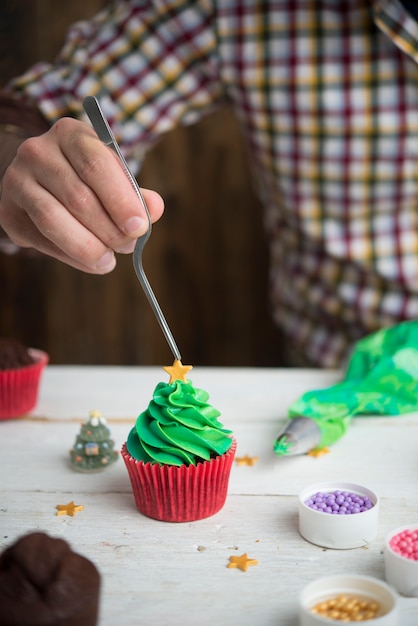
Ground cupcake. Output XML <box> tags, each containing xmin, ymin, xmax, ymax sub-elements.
<box><xmin>0</xmin><ymin>531</ymin><xmax>100</xmax><ymax>626</ymax></box>
<box><xmin>121</xmin><ymin>360</ymin><xmax>236</xmax><ymax>522</ymax></box>
<box><xmin>0</xmin><ymin>337</ymin><xmax>48</xmax><ymax>419</ymax></box>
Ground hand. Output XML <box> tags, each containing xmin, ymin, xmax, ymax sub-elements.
<box><xmin>0</xmin><ymin>117</ymin><xmax>164</xmax><ymax>273</ymax></box>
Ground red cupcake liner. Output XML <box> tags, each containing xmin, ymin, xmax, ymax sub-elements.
<box><xmin>121</xmin><ymin>438</ymin><xmax>236</xmax><ymax>522</ymax></box>
<box><xmin>0</xmin><ymin>348</ymin><xmax>49</xmax><ymax>419</ymax></box>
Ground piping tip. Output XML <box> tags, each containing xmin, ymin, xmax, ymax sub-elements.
<box><xmin>274</xmin><ymin>416</ymin><xmax>321</xmax><ymax>456</ymax></box>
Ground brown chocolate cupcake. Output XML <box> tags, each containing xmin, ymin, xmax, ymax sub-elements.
<box><xmin>0</xmin><ymin>338</ymin><xmax>35</xmax><ymax>370</ymax></box>
<box><xmin>0</xmin><ymin>532</ymin><xmax>100</xmax><ymax>626</ymax></box>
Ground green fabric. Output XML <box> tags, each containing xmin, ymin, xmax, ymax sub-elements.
<box><xmin>288</xmin><ymin>321</ymin><xmax>418</xmax><ymax>449</ymax></box>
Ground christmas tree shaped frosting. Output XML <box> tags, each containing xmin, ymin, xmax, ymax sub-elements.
<box><xmin>70</xmin><ymin>409</ymin><xmax>118</xmax><ymax>472</ymax></box>
<box><xmin>126</xmin><ymin>360</ymin><xmax>232</xmax><ymax>466</ymax></box>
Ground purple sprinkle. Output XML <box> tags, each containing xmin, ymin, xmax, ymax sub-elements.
<box><xmin>304</xmin><ymin>490</ymin><xmax>375</xmax><ymax>515</ymax></box>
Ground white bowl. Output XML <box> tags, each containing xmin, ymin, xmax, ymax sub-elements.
<box><xmin>299</xmin><ymin>574</ymin><xmax>399</xmax><ymax>625</ymax></box>
<box><xmin>385</xmin><ymin>525</ymin><xmax>418</xmax><ymax>597</ymax></box>
<box><xmin>298</xmin><ymin>481</ymin><xmax>379</xmax><ymax>549</ymax></box>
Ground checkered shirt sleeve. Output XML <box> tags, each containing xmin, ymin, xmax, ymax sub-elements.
<box><xmin>9</xmin><ymin>1</ymin><xmax>223</xmax><ymax>171</ymax></box>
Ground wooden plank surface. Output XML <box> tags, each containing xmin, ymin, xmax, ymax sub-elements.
<box><xmin>1</xmin><ymin>366</ymin><xmax>418</xmax><ymax>624</ymax></box>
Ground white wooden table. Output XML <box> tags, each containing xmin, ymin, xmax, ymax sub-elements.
<box><xmin>1</xmin><ymin>366</ymin><xmax>418</xmax><ymax>625</ymax></box>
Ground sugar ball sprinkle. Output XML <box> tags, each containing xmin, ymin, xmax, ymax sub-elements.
<box><xmin>389</xmin><ymin>528</ymin><xmax>418</xmax><ymax>560</ymax></box>
<box><xmin>310</xmin><ymin>594</ymin><xmax>380</xmax><ymax>621</ymax></box>
<box><xmin>304</xmin><ymin>490</ymin><xmax>374</xmax><ymax>515</ymax></box>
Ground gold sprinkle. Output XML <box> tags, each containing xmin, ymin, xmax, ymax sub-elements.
<box><xmin>227</xmin><ymin>553</ymin><xmax>258</xmax><ymax>572</ymax></box>
<box><xmin>307</xmin><ymin>446</ymin><xmax>330</xmax><ymax>457</ymax></box>
<box><xmin>310</xmin><ymin>594</ymin><xmax>380</xmax><ymax>621</ymax></box>
<box><xmin>55</xmin><ymin>501</ymin><xmax>84</xmax><ymax>517</ymax></box>
<box><xmin>235</xmin><ymin>454</ymin><xmax>259</xmax><ymax>466</ymax></box>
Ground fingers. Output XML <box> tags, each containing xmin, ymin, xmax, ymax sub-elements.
<box><xmin>57</xmin><ymin>118</ymin><xmax>164</xmax><ymax>229</ymax></box>
<box><xmin>0</xmin><ymin>118</ymin><xmax>165</xmax><ymax>273</ymax></box>
<box><xmin>56</xmin><ymin>120</ymin><xmax>148</xmax><ymax>241</ymax></box>
<box><xmin>0</xmin><ymin>174</ymin><xmax>117</xmax><ymax>273</ymax></box>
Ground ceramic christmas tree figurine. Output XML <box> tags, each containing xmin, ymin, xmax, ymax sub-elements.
<box><xmin>70</xmin><ymin>409</ymin><xmax>118</xmax><ymax>471</ymax></box>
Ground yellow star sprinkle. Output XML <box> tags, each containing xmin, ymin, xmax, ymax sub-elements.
<box><xmin>235</xmin><ymin>454</ymin><xmax>259</xmax><ymax>466</ymax></box>
<box><xmin>227</xmin><ymin>553</ymin><xmax>258</xmax><ymax>572</ymax></box>
<box><xmin>55</xmin><ymin>501</ymin><xmax>84</xmax><ymax>517</ymax></box>
<box><xmin>163</xmin><ymin>359</ymin><xmax>193</xmax><ymax>383</ymax></box>
<box><xmin>307</xmin><ymin>446</ymin><xmax>331</xmax><ymax>458</ymax></box>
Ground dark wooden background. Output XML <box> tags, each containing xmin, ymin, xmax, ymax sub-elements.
<box><xmin>0</xmin><ymin>0</ymin><xmax>284</xmax><ymax>367</ymax></box>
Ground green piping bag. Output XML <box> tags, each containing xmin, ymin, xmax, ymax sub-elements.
<box><xmin>274</xmin><ymin>321</ymin><xmax>418</xmax><ymax>456</ymax></box>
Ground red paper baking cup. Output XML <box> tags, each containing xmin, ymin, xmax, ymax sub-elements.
<box><xmin>0</xmin><ymin>348</ymin><xmax>49</xmax><ymax>419</ymax></box>
<box><xmin>121</xmin><ymin>438</ymin><xmax>236</xmax><ymax>522</ymax></box>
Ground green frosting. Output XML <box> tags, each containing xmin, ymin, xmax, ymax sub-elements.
<box><xmin>126</xmin><ymin>379</ymin><xmax>233</xmax><ymax>467</ymax></box>
<box><xmin>273</xmin><ymin>438</ymin><xmax>293</xmax><ymax>456</ymax></box>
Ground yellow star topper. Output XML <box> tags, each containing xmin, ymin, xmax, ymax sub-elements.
<box><xmin>55</xmin><ymin>501</ymin><xmax>84</xmax><ymax>517</ymax></box>
<box><xmin>163</xmin><ymin>359</ymin><xmax>193</xmax><ymax>383</ymax></box>
<box><xmin>227</xmin><ymin>553</ymin><xmax>258</xmax><ymax>572</ymax></box>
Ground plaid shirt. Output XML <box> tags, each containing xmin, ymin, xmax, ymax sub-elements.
<box><xmin>9</xmin><ymin>0</ymin><xmax>418</xmax><ymax>366</ymax></box>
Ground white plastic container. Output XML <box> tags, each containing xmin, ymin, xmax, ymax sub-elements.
<box><xmin>299</xmin><ymin>574</ymin><xmax>399</xmax><ymax>625</ymax></box>
<box><xmin>385</xmin><ymin>525</ymin><xmax>418</xmax><ymax>597</ymax></box>
<box><xmin>298</xmin><ymin>481</ymin><xmax>379</xmax><ymax>549</ymax></box>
